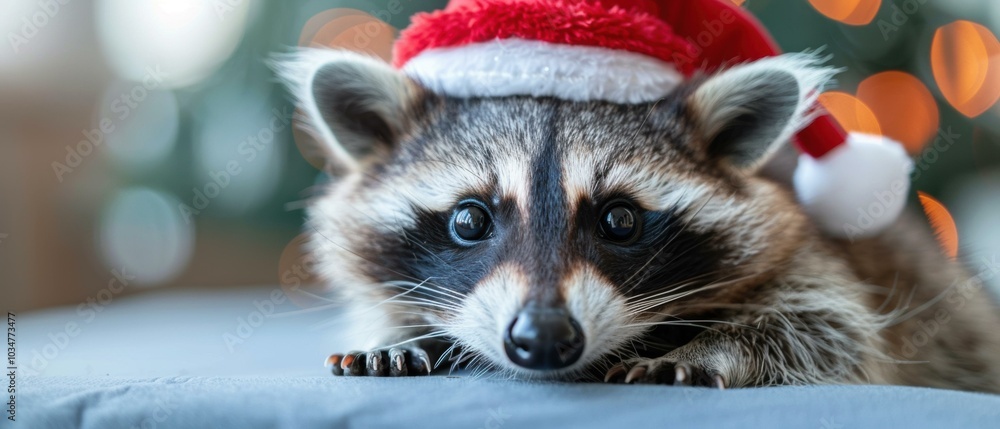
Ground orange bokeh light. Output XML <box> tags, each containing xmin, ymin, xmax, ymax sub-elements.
<box><xmin>291</xmin><ymin>9</ymin><xmax>398</xmax><ymax>170</ymax></box>
<box><xmin>730</xmin><ymin>0</ymin><xmax>746</xmax><ymax>6</ymax></box>
<box><xmin>290</xmin><ymin>108</ymin><xmax>328</xmax><ymax>172</ymax></box>
<box><xmin>808</xmin><ymin>0</ymin><xmax>881</xmax><ymax>26</ymax></box>
<box><xmin>857</xmin><ymin>71</ymin><xmax>939</xmax><ymax>155</ymax></box>
<box><xmin>917</xmin><ymin>192</ymin><xmax>959</xmax><ymax>260</ymax></box>
<box><xmin>818</xmin><ymin>91</ymin><xmax>882</xmax><ymax>136</ymax></box>
<box><xmin>931</xmin><ymin>20</ymin><xmax>1000</xmax><ymax>118</ymax></box>
<box><xmin>299</xmin><ymin>9</ymin><xmax>396</xmax><ymax>63</ymax></box>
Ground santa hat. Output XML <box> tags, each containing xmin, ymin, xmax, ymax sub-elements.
<box><xmin>391</xmin><ymin>0</ymin><xmax>913</xmax><ymax>238</ymax></box>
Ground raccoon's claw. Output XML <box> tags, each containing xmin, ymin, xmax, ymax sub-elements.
<box><xmin>325</xmin><ymin>346</ymin><xmax>433</xmax><ymax>377</ymax></box>
<box><xmin>603</xmin><ymin>363</ymin><xmax>627</xmax><ymax>382</ymax></box>
<box><xmin>604</xmin><ymin>358</ymin><xmax>726</xmax><ymax>389</ymax></box>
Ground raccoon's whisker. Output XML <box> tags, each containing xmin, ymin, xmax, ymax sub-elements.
<box><xmin>386</xmin><ymin>323</ymin><xmax>454</xmax><ymax>330</ymax></box>
<box><xmin>877</xmin><ymin>274</ymin><xmax>920</xmax><ymax>325</ymax></box>
<box><xmin>295</xmin><ymin>290</ymin><xmax>340</xmax><ymax>304</ymax></box>
<box><xmin>624</xmin><ymin>321</ymin><xmax>731</xmax><ymax>336</ymax></box>
<box><xmin>380</xmin><ymin>285</ymin><xmax>464</xmax><ymax>309</ymax></box>
<box><xmin>623</xmin><ymin>319</ymin><xmax>751</xmax><ymax>329</ymax></box>
<box><xmin>435</xmin><ymin>343</ymin><xmax>461</xmax><ymax>369</ymax></box>
<box><xmin>626</xmin><ymin>265</ymin><xmax>771</xmax><ymax>307</ymax></box>
<box><xmin>388</xmin><ymin>294</ymin><xmax>463</xmax><ymax>309</ymax></box>
<box><xmin>450</xmin><ymin>349</ymin><xmax>473</xmax><ymax>374</ymax></box>
<box><xmin>624</xmin><ymin>269</ymin><xmax>727</xmax><ymax>303</ymax></box>
<box><xmin>384</xmin><ymin>279</ymin><xmax>465</xmax><ymax>299</ymax></box>
<box><xmin>283</xmin><ymin>196</ymin><xmax>314</xmax><ymax>212</ymax></box>
<box><xmin>618</xmin><ymin>188</ymin><xmax>698</xmax><ymax>293</ymax></box>
<box><xmin>376</xmin><ymin>292</ymin><xmax>462</xmax><ymax>312</ymax></box>
<box><xmin>275</xmin><ymin>287</ymin><xmax>342</xmax><ymax>304</ymax></box>
<box><xmin>265</xmin><ymin>303</ymin><xmax>346</xmax><ymax>318</ymax></box>
<box><xmin>621</xmin><ymin>191</ymin><xmax>720</xmax><ymax>295</ymax></box>
<box><xmin>365</xmin><ymin>277</ymin><xmax>450</xmax><ymax>311</ymax></box>
<box><xmin>660</xmin><ymin>302</ymin><xmax>769</xmax><ymax>312</ymax></box>
<box><xmin>382</xmin><ymin>279</ymin><xmax>465</xmax><ymax>302</ymax></box>
<box><xmin>397</xmin><ymin>230</ymin><xmax>479</xmax><ymax>285</ymax></box>
<box><xmin>626</xmin><ymin>277</ymin><xmax>746</xmax><ymax>312</ymax></box>
<box><xmin>626</xmin><ymin>278</ymin><xmax>704</xmax><ymax>306</ymax></box>
<box><xmin>628</xmin><ymin>286</ymin><xmax>723</xmax><ymax>312</ymax></box>
<box><xmin>476</xmin><ymin>363</ymin><xmax>498</xmax><ymax>380</ymax></box>
<box><xmin>885</xmin><ymin>274</ymin><xmax>957</xmax><ymax>327</ymax></box>
<box><xmin>385</xmin><ymin>299</ymin><xmax>462</xmax><ymax>312</ymax></box>
<box><xmin>626</xmin><ymin>274</ymin><xmax>730</xmax><ymax>304</ymax></box>
<box><xmin>629</xmin><ymin>226</ymin><xmax>754</xmax><ymax>301</ymax></box>
<box><xmin>381</xmin><ymin>331</ymin><xmax>450</xmax><ymax>349</ymax></box>
<box><xmin>631</xmin><ymin>336</ymin><xmax>675</xmax><ymax>354</ymax></box>
<box><xmin>625</xmin><ymin>275</ymin><xmax>765</xmax><ymax>316</ymax></box>
<box><xmin>355</xmin><ymin>170</ymin><xmax>482</xmax><ymax>287</ymax></box>
<box><xmin>309</xmin><ymin>225</ymin><xmax>461</xmax><ymax>293</ymax></box>
<box><xmin>370</xmin><ymin>278</ymin><xmax>464</xmax><ymax>315</ymax></box>
<box><xmin>466</xmin><ymin>356</ymin><xmax>488</xmax><ymax>378</ymax></box>
<box><xmin>874</xmin><ymin>271</ymin><xmax>901</xmax><ymax>314</ymax></box>
<box><xmin>627</xmin><ymin>97</ymin><xmax>663</xmax><ymax>145</ymax></box>
<box><xmin>383</xmin><ymin>314</ymin><xmax>472</xmax><ymax>331</ymax></box>
<box><xmin>381</xmin><ymin>282</ymin><xmax>458</xmax><ymax>304</ymax></box>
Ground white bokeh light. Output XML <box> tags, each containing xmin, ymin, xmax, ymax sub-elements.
<box><xmin>950</xmin><ymin>172</ymin><xmax>1000</xmax><ymax>295</ymax></box>
<box><xmin>99</xmin><ymin>187</ymin><xmax>195</xmax><ymax>286</ymax></box>
<box><xmin>94</xmin><ymin>0</ymin><xmax>253</xmax><ymax>88</ymax></box>
<box><xmin>193</xmin><ymin>86</ymin><xmax>286</xmax><ymax>216</ymax></box>
<box><xmin>992</xmin><ymin>2</ymin><xmax>1000</xmax><ymax>33</ymax></box>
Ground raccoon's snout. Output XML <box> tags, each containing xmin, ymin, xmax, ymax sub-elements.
<box><xmin>503</xmin><ymin>306</ymin><xmax>585</xmax><ymax>370</ymax></box>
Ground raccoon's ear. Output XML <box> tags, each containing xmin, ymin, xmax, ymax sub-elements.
<box><xmin>684</xmin><ymin>54</ymin><xmax>837</xmax><ymax>172</ymax></box>
<box><xmin>274</xmin><ymin>49</ymin><xmax>427</xmax><ymax>172</ymax></box>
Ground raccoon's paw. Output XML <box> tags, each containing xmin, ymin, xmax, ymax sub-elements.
<box><xmin>604</xmin><ymin>357</ymin><xmax>726</xmax><ymax>389</ymax></box>
<box><xmin>324</xmin><ymin>346</ymin><xmax>432</xmax><ymax>377</ymax></box>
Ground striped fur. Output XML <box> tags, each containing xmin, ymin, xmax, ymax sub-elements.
<box><xmin>282</xmin><ymin>51</ymin><xmax>1000</xmax><ymax>391</ymax></box>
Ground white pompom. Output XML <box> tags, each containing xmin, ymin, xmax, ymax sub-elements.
<box><xmin>793</xmin><ymin>133</ymin><xmax>914</xmax><ymax>240</ymax></box>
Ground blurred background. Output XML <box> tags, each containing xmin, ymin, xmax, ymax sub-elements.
<box><xmin>1</xmin><ymin>0</ymin><xmax>999</xmax><ymax>313</ymax></box>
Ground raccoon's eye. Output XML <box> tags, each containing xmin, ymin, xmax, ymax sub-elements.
<box><xmin>451</xmin><ymin>202</ymin><xmax>492</xmax><ymax>242</ymax></box>
<box><xmin>599</xmin><ymin>203</ymin><xmax>639</xmax><ymax>243</ymax></box>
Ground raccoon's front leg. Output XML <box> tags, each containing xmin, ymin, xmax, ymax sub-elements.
<box><xmin>325</xmin><ymin>338</ymin><xmax>452</xmax><ymax>377</ymax></box>
<box><xmin>604</xmin><ymin>326</ymin><xmax>767</xmax><ymax>388</ymax></box>
<box><xmin>605</xmin><ymin>293</ymin><xmax>878</xmax><ymax>388</ymax></box>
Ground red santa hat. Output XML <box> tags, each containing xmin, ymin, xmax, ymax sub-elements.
<box><xmin>391</xmin><ymin>0</ymin><xmax>913</xmax><ymax>238</ymax></box>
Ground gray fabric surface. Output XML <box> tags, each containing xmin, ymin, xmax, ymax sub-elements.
<box><xmin>14</xmin><ymin>287</ymin><xmax>1000</xmax><ymax>428</ymax></box>
<box><xmin>20</xmin><ymin>376</ymin><xmax>1000</xmax><ymax>428</ymax></box>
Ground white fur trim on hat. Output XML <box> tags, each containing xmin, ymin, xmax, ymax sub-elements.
<box><xmin>401</xmin><ymin>38</ymin><xmax>684</xmax><ymax>104</ymax></box>
<box><xmin>793</xmin><ymin>133</ymin><xmax>914</xmax><ymax>240</ymax></box>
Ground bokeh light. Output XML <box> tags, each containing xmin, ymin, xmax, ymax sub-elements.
<box><xmin>299</xmin><ymin>9</ymin><xmax>396</xmax><ymax>62</ymax></box>
<box><xmin>931</xmin><ymin>20</ymin><xmax>1000</xmax><ymax>118</ymax></box>
<box><xmin>917</xmin><ymin>191</ymin><xmax>960</xmax><ymax>260</ymax></box>
<box><xmin>857</xmin><ymin>71</ymin><xmax>940</xmax><ymax>154</ymax></box>
<box><xmin>98</xmin><ymin>81</ymin><xmax>179</xmax><ymax>170</ymax></box>
<box><xmin>951</xmin><ymin>174</ymin><xmax>1000</xmax><ymax>294</ymax></box>
<box><xmin>289</xmin><ymin>8</ymin><xmax>398</xmax><ymax>169</ymax></box>
<box><xmin>933</xmin><ymin>0</ymin><xmax>991</xmax><ymax>19</ymax></box>
<box><xmin>290</xmin><ymin>111</ymin><xmax>328</xmax><ymax>171</ymax></box>
<box><xmin>193</xmin><ymin>86</ymin><xmax>286</xmax><ymax>216</ymax></box>
<box><xmin>95</xmin><ymin>0</ymin><xmax>253</xmax><ymax>88</ymax></box>
<box><xmin>98</xmin><ymin>187</ymin><xmax>195</xmax><ymax>286</ymax></box>
<box><xmin>808</xmin><ymin>0</ymin><xmax>881</xmax><ymax>26</ymax></box>
<box><xmin>818</xmin><ymin>91</ymin><xmax>882</xmax><ymax>136</ymax></box>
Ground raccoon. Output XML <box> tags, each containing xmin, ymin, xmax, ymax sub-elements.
<box><xmin>277</xmin><ymin>49</ymin><xmax>1000</xmax><ymax>391</ymax></box>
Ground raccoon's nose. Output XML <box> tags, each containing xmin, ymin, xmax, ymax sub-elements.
<box><xmin>504</xmin><ymin>306</ymin><xmax>585</xmax><ymax>370</ymax></box>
